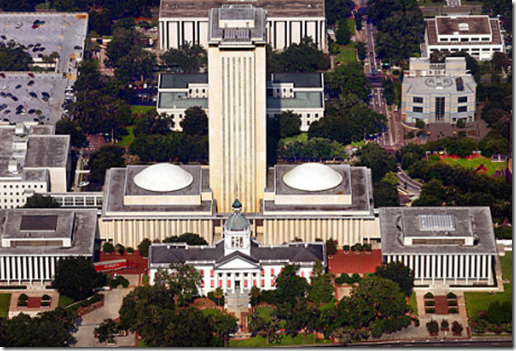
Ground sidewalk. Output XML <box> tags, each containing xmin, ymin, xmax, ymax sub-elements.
<box><xmin>8</xmin><ymin>290</ymin><xmax>59</xmax><ymax>319</ymax></box>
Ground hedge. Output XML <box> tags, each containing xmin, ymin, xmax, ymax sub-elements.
<box><xmin>447</xmin><ymin>300</ymin><xmax>457</xmax><ymax>306</ymax></box>
<box><xmin>109</xmin><ymin>275</ymin><xmax>129</xmax><ymax>289</ymax></box>
<box><xmin>19</xmin><ymin>293</ymin><xmax>29</xmax><ymax>301</ymax></box>
<box><xmin>42</xmin><ymin>294</ymin><xmax>51</xmax><ymax>301</ymax></box>
<box><xmin>426</xmin><ymin>308</ymin><xmax>435</xmax><ymax>313</ymax></box>
<box><xmin>424</xmin><ymin>292</ymin><xmax>434</xmax><ymax>299</ymax></box>
<box><xmin>41</xmin><ymin>301</ymin><xmax>50</xmax><ymax>307</ymax></box>
<box><xmin>447</xmin><ymin>292</ymin><xmax>457</xmax><ymax>299</ymax></box>
<box><xmin>18</xmin><ymin>300</ymin><xmax>27</xmax><ymax>307</ymax></box>
<box><xmin>425</xmin><ymin>300</ymin><xmax>435</xmax><ymax>306</ymax></box>
<box><xmin>448</xmin><ymin>308</ymin><xmax>458</xmax><ymax>314</ymax></box>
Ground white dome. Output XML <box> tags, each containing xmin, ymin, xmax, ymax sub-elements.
<box><xmin>133</xmin><ymin>163</ymin><xmax>193</xmax><ymax>192</ymax></box>
<box><xmin>283</xmin><ymin>163</ymin><xmax>342</xmax><ymax>192</ymax></box>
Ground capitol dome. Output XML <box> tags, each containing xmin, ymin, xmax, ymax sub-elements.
<box><xmin>133</xmin><ymin>163</ymin><xmax>194</xmax><ymax>192</ymax></box>
<box><xmin>283</xmin><ymin>163</ymin><xmax>343</xmax><ymax>192</ymax></box>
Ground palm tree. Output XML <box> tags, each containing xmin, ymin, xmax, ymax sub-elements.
<box><xmin>250</xmin><ymin>286</ymin><xmax>261</xmax><ymax>306</ymax></box>
<box><xmin>213</xmin><ymin>287</ymin><xmax>223</xmax><ymax>306</ymax></box>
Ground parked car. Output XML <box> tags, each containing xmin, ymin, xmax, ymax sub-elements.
<box><xmin>29</xmin><ymin>92</ymin><xmax>37</xmax><ymax>98</ymax></box>
<box><xmin>28</xmin><ymin>80</ymin><xmax>35</xmax><ymax>86</ymax></box>
<box><xmin>15</xmin><ymin>84</ymin><xmax>21</xmax><ymax>90</ymax></box>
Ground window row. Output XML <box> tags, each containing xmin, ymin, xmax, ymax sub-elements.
<box><xmin>2</xmin><ymin>184</ymin><xmax>44</xmax><ymax>189</ymax></box>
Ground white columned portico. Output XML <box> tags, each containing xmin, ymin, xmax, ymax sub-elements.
<box><xmin>454</xmin><ymin>255</ymin><xmax>458</xmax><ymax>284</ymax></box>
<box><xmin>465</xmin><ymin>255</ymin><xmax>469</xmax><ymax>284</ymax></box>
<box><xmin>443</xmin><ymin>255</ymin><xmax>447</xmax><ymax>284</ymax></box>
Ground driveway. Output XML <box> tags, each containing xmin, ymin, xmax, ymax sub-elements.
<box><xmin>72</xmin><ymin>287</ymin><xmax>134</xmax><ymax>347</ymax></box>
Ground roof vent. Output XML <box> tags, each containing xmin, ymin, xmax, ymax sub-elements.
<box><xmin>8</xmin><ymin>159</ymin><xmax>19</xmax><ymax>174</ymax></box>
<box><xmin>15</xmin><ymin>123</ymin><xmax>26</xmax><ymax>136</ymax></box>
<box><xmin>167</xmin><ymin>245</ymin><xmax>170</xmax><ymax>249</ymax></box>
<box><xmin>458</xmin><ymin>23</ymin><xmax>469</xmax><ymax>31</ymax></box>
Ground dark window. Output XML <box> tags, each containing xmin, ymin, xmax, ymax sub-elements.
<box><xmin>435</xmin><ymin>97</ymin><xmax>445</xmax><ymax>121</ymax></box>
<box><xmin>413</xmin><ymin>106</ymin><xmax>423</xmax><ymax>113</ymax></box>
<box><xmin>413</xmin><ymin>97</ymin><xmax>423</xmax><ymax>103</ymax></box>
<box><xmin>458</xmin><ymin>96</ymin><xmax>467</xmax><ymax>103</ymax></box>
<box><xmin>458</xmin><ymin>106</ymin><xmax>467</xmax><ymax>112</ymax></box>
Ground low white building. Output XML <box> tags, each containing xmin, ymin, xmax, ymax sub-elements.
<box><xmin>156</xmin><ymin>72</ymin><xmax>324</xmax><ymax>132</ymax></box>
<box><xmin>424</xmin><ymin>16</ymin><xmax>505</xmax><ymax>61</ymax></box>
<box><xmin>0</xmin><ymin>208</ymin><xmax>98</xmax><ymax>286</ymax></box>
<box><xmin>0</xmin><ymin>123</ymin><xmax>71</xmax><ymax>209</ymax></box>
<box><xmin>380</xmin><ymin>207</ymin><xmax>498</xmax><ymax>287</ymax></box>
<box><xmin>148</xmin><ymin>200</ymin><xmax>326</xmax><ymax>297</ymax></box>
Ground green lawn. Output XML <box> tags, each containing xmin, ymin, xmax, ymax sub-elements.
<box><xmin>335</xmin><ymin>42</ymin><xmax>357</xmax><ymax>65</ymax></box>
<box><xmin>137</xmin><ymin>339</ymin><xmax>148</xmax><ymax>347</ymax></box>
<box><xmin>464</xmin><ymin>252</ymin><xmax>512</xmax><ymax>318</ymax></box>
<box><xmin>419</xmin><ymin>0</ymin><xmax>447</xmax><ymax>6</ymax></box>
<box><xmin>202</xmin><ymin>308</ymin><xmax>224</xmax><ymax>318</ymax></box>
<box><xmin>409</xmin><ymin>291</ymin><xmax>418</xmax><ymax>316</ymax></box>
<box><xmin>255</xmin><ymin>307</ymin><xmax>273</xmax><ymax>321</ymax></box>
<box><xmin>351</xmin><ymin>140</ymin><xmax>365</xmax><ymax>148</ymax></box>
<box><xmin>0</xmin><ymin>294</ymin><xmax>11</xmax><ymax>318</ymax></box>
<box><xmin>116</xmin><ymin>125</ymin><xmax>135</xmax><ymax>147</ymax></box>
<box><xmin>439</xmin><ymin>156</ymin><xmax>507</xmax><ymax>176</ymax></box>
<box><xmin>282</xmin><ymin>132</ymin><xmax>308</xmax><ymax>144</ymax></box>
<box><xmin>130</xmin><ymin>105</ymin><xmax>156</xmax><ymax>115</ymax></box>
<box><xmin>344</xmin><ymin>18</ymin><xmax>356</xmax><ymax>35</ymax></box>
<box><xmin>229</xmin><ymin>333</ymin><xmax>331</xmax><ymax>347</ymax></box>
<box><xmin>58</xmin><ymin>295</ymin><xmax>75</xmax><ymax>307</ymax></box>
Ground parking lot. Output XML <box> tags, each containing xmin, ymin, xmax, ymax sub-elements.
<box><xmin>0</xmin><ymin>13</ymin><xmax>88</xmax><ymax>73</ymax></box>
<box><xmin>0</xmin><ymin>73</ymin><xmax>69</xmax><ymax>124</ymax></box>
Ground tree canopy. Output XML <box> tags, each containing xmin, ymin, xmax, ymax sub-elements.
<box><xmin>160</xmin><ymin>43</ymin><xmax>206</xmax><ymax>73</ymax></box>
<box><xmin>266</xmin><ymin>37</ymin><xmax>330</xmax><ymax>75</ymax></box>
<box><xmin>52</xmin><ymin>257</ymin><xmax>106</xmax><ymax>302</ymax></box>
<box><xmin>327</xmin><ymin>62</ymin><xmax>371</xmax><ymax>101</ymax></box>
<box><xmin>0</xmin><ymin>40</ymin><xmax>33</xmax><ymax>71</ymax></box>
<box><xmin>163</xmin><ymin>233</ymin><xmax>208</xmax><ymax>245</ymax></box>
<box><xmin>88</xmin><ymin>145</ymin><xmax>126</xmax><ymax>184</ymax></box>
<box><xmin>23</xmin><ymin>194</ymin><xmax>61</xmax><ymax>208</ymax></box>
<box><xmin>308</xmin><ymin>260</ymin><xmax>334</xmax><ymax>304</ymax></box>
<box><xmin>354</xmin><ymin>143</ymin><xmax>397</xmax><ymax>183</ymax></box>
<box><xmin>325</xmin><ymin>0</ymin><xmax>354</xmax><ymax>25</ymax></box>
<box><xmin>181</xmin><ymin>107</ymin><xmax>208</xmax><ymax>136</ymax></box>
<box><xmin>374</xmin><ymin>261</ymin><xmax>415</xmax><ymax>296</ymax></box>
<box><xmin>279</xmin><ymin>111</ymin><xmax>302</xmax><ymax>138</ymax></box>
<box><xmin>56</xmin><ymin>119</ymin><xmax>88</xmax><ymax>148</ymax></box>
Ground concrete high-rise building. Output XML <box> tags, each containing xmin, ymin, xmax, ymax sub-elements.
<box><xmin>208</xmin><ymin>5</ymin><xmax>268</xmax><ymax>213</ymax></box>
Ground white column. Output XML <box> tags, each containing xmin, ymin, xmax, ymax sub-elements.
<box><xmin>50</xmin><ymin>257</ymin><xmax>56</xmax><ymax>279</ymax></box>
<box><xmin>16</xmin><ymin>256</ymin><xmax>21</xmax><ymax>282</ymax></box>
<box><xmin>436</xmin><ymin>255</ymin><xmax>441</xmax><ymax>280</ymax></box>
<box><xmin>232</xmin><ymin>273</ymin><xmax>235</xmax><ymax>293</ymax></box>
<box><xmin>454</xmin><ymin>255</ymin><xmax>458</xmax><ymax>284</ymax></box>
<box><xmin>403</xmin><ymin>255</ymin><xmax>408</xmax><ymax>267</ymax></box>
<box><xmin>222</xmin><ymin>273</ymin><xmax>227</xmax><ymax>293</ymax></box>
<box><xmin>431</xmin><ymin>255</ymin><xmax>436</xmax><ymax>284</ymax></box>
<box><xmin>39</xmin><ymin>257</ymin><xmax>44</xmax><ymax>283</ymax></box>
<box><xmin>0</xmin><ymin>257</ymin><xmax>4</xmax><ymax>280</ymax></box>
<box><xmin>415</xmin><ymin>255</ymin><xmax>420</xmax><ymax>280</ymax></box>
<box><xmin>409</xmin><ymin>255</ymin><xmax>414</xmax><ymax>271</ymax></box>
<box><xmin>465</xmin><ymin>255</ymin><xmax>469</xmax><ymax>284</ymax></box>
<box><xmin>6</xmin><ymin>257</ymin><xmax>10</xmax><ymax>283</ymax></box>
<box><xmin>443</xmin><ymin>255</ymin><xmax>447</xmax><ymax>284</ymax></box>
<box><xmin>476</xmin><ymin>255</ymin><xmax>481</xmax><ymax>282</ymax></box>
<box><xmin>426</xmin><ymin>255</ymin><xmax>430</xmax><ymax>279</ymax></box>
<box><xmin>488</xmin><ymin>255</ymin><xmax>493</xmax><ymax>285</ymax></box>
<box><xmin>28</xmin><ymin>257</ymin><xmax>33</xmax><ymax>284</ymax></box>
<box><xmin>387</xmin><ymin>255</ymin><xmax>391</xmax><ymax>263</ymax></box>
<box><xmin>45</xmin><ymin>256</ymin><xmax>50</xmax><ymax>280</ymax></box>
<box><xmin>459</xmin><ymin>255</ymin><xmax>464</xmax><ymax>280</ymax></box>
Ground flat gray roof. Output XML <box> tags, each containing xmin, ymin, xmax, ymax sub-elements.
<box><xmin>0</xmin><ymin>208</ymin><xmax>97</xmax><ymax>257</ymax></box>
<box><xmin>159</xmin><ymin>74</ymin><xmax>208</xmax><ymax>89</ymax></box>
<box><xmin>426</xmin><ymin>18</ymin><xmax>503</xmax><ymax>46</ymax></box>
<box><xmin>263</xmin><ymin>166</ymin><xmax>374</xmax><ymax>216</ymax></box>
<box><xmin>404</xmin><ymin>75</ymin><xmax>476</xmax><ymax>95</ymax></box>
<box><xmin>3</xmin><ymin>212</ymin><xmax>73</xmax><ymax>239</ymax></box>
<box><xmin>271</xmin><ymin>73</ymin><xmax>323</xmax><ymax>88</ymax></box>
<box><xmin>436</xmin><ymin>16</ymin><xmax>491</xmax><ymax>35</ymax></box>
<box><xmin>24</xmin><ymin>135</ymin><xmax>70</xmax><ymax>168</ymax></box>
<box><xmin>160</xmin><ymin>0</ymin><xmax>325</xmax><ymax>19</ymax></box>
<box><xmin>267</xmin><ymin>92</ymin><xmax>323</xmax><ymax>109</ymax></box>
<box><xmin>380</xmin><ymin>207</ymin><xmax>498</xmax><ymax>255</ymax></box>
<box><xmin>209</xmin><ymin>5</ymin><xmax>267</xmax><ymax>44</ymax></box>
<box><xmin>158</xmin><ymin>92</ymin><xmax>208</xmax><ymax>109</ymax></box>
<box><xmin>102</xmin><ymin>167</ymin><xmax>215</xmax><ymax>218</ymax></box>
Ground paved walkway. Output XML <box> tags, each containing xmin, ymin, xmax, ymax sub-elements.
<box><xmin>8</xmin><ymin>290</ymin><xmax>59</xmax><ymax>318</ymax></box>
<box><xmin>72</xmin><ymin>287</ymin><xmax>134</xmax><ymax>347</ymax></box>
<box><xmin>328</xmin><ymin>250</ymin><xmax>383</xmax><ymax>275</ymax></box>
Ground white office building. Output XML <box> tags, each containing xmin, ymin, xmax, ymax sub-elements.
<box><xmin>424</xmin><ymin>16</ymin><xmax>505</xmax><ymax>61</ymax></box>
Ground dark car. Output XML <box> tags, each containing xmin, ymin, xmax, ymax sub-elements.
<box><xmin>2</xmin><ymin>118</ymin><xmax>9</xmax><ymax>122</ymax></box>
<box><xmin>0</xmin><ymin>104</ymin><xmax>7</xmax><ymax>111</ymax></box>
<box><xmin>0</xmin><ymin>35</ymin><xmax>6</xmax><ymax>40</ymax></box>
<box><xmin>32</xmin><ymin>47</ymin><xmax>39</xmax><ymax>53</ymax></box>
<box><xmin>29</xmin><ymin>92</ymin><xmax>37</xmax><ymax>98</ymax></box>
<box><xmin>42</xmin><ymin>92</ymin><xmax>49</xmax><ymax>98</ymax></box>
<box><xmin>33</xmin><ymin>20</ymin><xmax>40</xmax><ymax>25</ymax></box>
<box><xmin>0</xmin><ymin>73</ymin><xmax>5</xmax><ymax>78</ymax></box>
<box><xmin>16</xmin><ymin>105</ymin><xmax>23</xmax><ymax>110</ymax></box>
<box><xmin>39</xmin><ymin>47</ymin><xmax>45</xmax><ymax>52</ymax></box>
<box><xmin>15</xmin><ymin>84</ymin><xmax>21</xmax><ymax>90</ymax></box>
<box><xmin>39</xmin><ymin>21</ymin><xmax>45</xmax><ymax>25</ymax></box>
<box><xmin>28</xmin><ymin>73</ymin><xmax>35</xmax><ymax>78</ymax></box>
<box><xmin>28</xmin><ymin>80</ymin><xmax>35</xmax><ymax>86</ymax></box>
<box><xmin>15</xmin><ymin>110</ymin><xmax>21</xmax><ymax>115</ymax></box>
<box><xmin>39</xmin><ymin>115</ymin><xmax>45</xmax><ymax>120</ymax></box>
<box><xmin>11</xmin><ymin>96</ymin><xmax>18</xmax><ymax>101</ymax></box>
<box><xmin>74</xmin><ymin>45</ymin><xmax>82</xmax><ymax>50</ymax></box>
<box><xmin>0</xmin><ymin>92</ymin><xmax>6</xmax><ymax>98</ymax></box>
<box><xmin>4</xmin><ymin>109</ymin><xmax>10</xmax><ymax>114</ymax></box>
<box><xmin>28</xmin><ymin>109</ymin><xmax>35</xmax><ymax>114</ymax></box>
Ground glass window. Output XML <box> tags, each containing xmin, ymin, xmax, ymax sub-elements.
<box><xmin>458</xmin><ymin>106</ymin><xmax>467</xmax><ymax>112</ymax></box>
<box><xmin>458</xmin><ymin>96</ymin><xmax>467</xmax><ymax>103</ymax></box>
<box><xmin>413</xmin><ymin>97</ymin><xmax>423</xmax><ymax>103</ymax></box>
<box><xmin>413</xmin><ymin>106</ymin><xmax>423</xmax><ymax>113</ymax></box>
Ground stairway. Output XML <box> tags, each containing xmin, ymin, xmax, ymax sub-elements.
<box><xmin>225</xmin><ymin>291</ymin><xmax>250</xmax><ymax>309</ymax></box>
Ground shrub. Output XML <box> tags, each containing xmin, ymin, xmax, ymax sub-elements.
<box><xmin>412</xmin><ymin>318</ymin><xmax>420</xmax><ymax>327</ymax></box>
<box><xmin>405</xmin><ymin>131</ymin><xmax>415</xmax><ymax>139</ymax></box>
<box><xmin>426</xmin><ymin>320</ymin><xmax>439</xmax><ymax>334</ymax></box>
<box><xmin>457</xmin><ymin>119</ymin><xmax>466</xmax><ymax>128</ymax></box>
<box><xmin>441</xmin><ymin>319</ymin><xmax>449</xmax><ymax>329</ymax></box>
<box><xmin>115</xmin><ymin>243</ymin><xmax>125</xmax><ymax>255</ymax></box>
<box><xmin>452</xmin><ymin>321</ymin><xmax>463</xmax><ymax>334</ymax></box>
<box><xmin>364</xmin><ymin>243</ymin><xmax>372</xmax><ymax>252</ymax></box>
<box><xmin>351</xmin><ymin>273</ymin><xmax>362</xmax><ymax>283</ymax></box>
<box><xmin>424</xmin><ymin>292</ymin><xmax>434</xmax><ymax>299</ymax></box>
<box><xmin>475</xmin><ymin>319</ymin><xmax>487</xmax><ymax>333</ymax></box>
<box><xmin>109</xmin><ymin>275</ymin><xmax>129</xmax><ymax>289</ymax></box>
<box><xmin>447</xmin><ymin>292</ymin><xmax>457</xmax><ymax>299</ymax></box>
<box><xmin>415</xmin><ymin>120</ymin><xmax>425</xmax><ymax>129</ymax></box>
<box><xmin>355</xmin><ymin>243</ymin><xmax>364</xmax><ymax>252</ymax></box>
<box><xmin>458</xmin><ymin>131</ymin><xmax>467</xmax><ymax>138</ymax></box>
<box><xmin>19</xmin><ymin>293</ymin><xmax>29</xmax><ymax>301</ymax></box>
<box><xmin>138</xmin><ymin>238</ymin><xmax>152</xmax><ymax>257</ymax></box>
<box><xmin>18</xmin><ymin>300</ymin><xmax>27</xmax><ymax>307</ymax></box>
<box><xmin>42</xmin><ymin>294</ymin><xmax>51</xmax><ymax>301</ymax></box>
<box><xmin>425</xmin><ymin>300</ymin><xmax>435</xmax><ymax>306</ymax></box>
<box><xmin>207</xmin><ymin>291</ymin><xmax>225</xmax><ymax>306</ymax></box>
<box><xmin>426</xmin><ymin>308</ymin><xmax>435</xmax><ymax>313</ymax></box>
<box><xmin>126</xmin><ymin>247</ymin><xmax>134</xmax><ymax>253</ymax></box>
<box><xmin>103</xmin><ymin>242</ymin><xmax>114</xmax><ymax>253</ymax></box>
<box><xmin>343</xmin><ymin>245</ymin><xmax>350</xmax><ymax>251</ymax></box>
<box><xmin>41</xmin><ymin>301</ymin><xmax>50</xmax><ymax>307</ymax></box>
<box><xmin>448</xmin><ymin>300</ymin><xmax>457</xmax><ymax>306</ymax></box>
<box><xmin>448</xmin><ymin>308</ymin><xmax>458</xmax><ymax>314</ymax></box>
<box><xmin>494</xmin><ymin>325</ymin><xmax>503</xmax><ymax>335</ymax></box>
<box><xmin>326</xmin><ymin>238</ymin><xmax>337</xmax><ymax>256</ymax></box>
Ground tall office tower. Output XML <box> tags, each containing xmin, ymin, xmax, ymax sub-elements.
<box><xmin>208</xmin><ymin>5</ymin><xmax>267</xmax><ymax>213</ymax></box>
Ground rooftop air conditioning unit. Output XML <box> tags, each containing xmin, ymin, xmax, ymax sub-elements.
<box><xmin>458</xmin><ymin>23</ymin><xmax>469</xmax><ymax>31</ymax></box>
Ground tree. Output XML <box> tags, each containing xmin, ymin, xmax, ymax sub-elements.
<box><xmin>325</xmin><ymin>0</ymin><xmax>354</xmax><ymax>25</ymax></box>
<box><xmin>492</xmin><ymin>52</ymin><xmax>511</xmax><ymax>72</ymax></box>
<box><xmin>23</xmin><ymin>194</ymin><xmax>60</xmax><ymax>208</ymax></box>
<box><xmin>279</xmin><ymin>111</ymin><xmax>301</xmax><ymax>138</ymax></box>
<box><xmin>133</xmin><ymin>110</ymin><xmax>171</xmax><ymax>137</ymax></box>
<box><xmin>213</xmin><ymin>287</ymin><xmax>224</xmax><ymax>306</ymax></box>
<box><xmin>356</xmin><ymin>41</ymin><xmax>367</xmax><ymax>61</ymax></box>
<box><xmin>336</xmin><ymin>19</ymin><xmax>351</xmax><ymax>45</ymax></box>
<box><xmin>181</xmin><ymin>107</ymin><xmax>208</xmax><ymax>136</ymax></box>
<box><xmin>277</xmin><ymin>138</ymin><xmax>348</xmax><ymax>163</ymax></box>
<box><xmin>355</xmin><ymin>12</ymin><xmax>363</xmax><ymax>31</ymax></box>
<box><xmin>89</xmin><ymin>145</ymin><xmax>125</xmax><ymax>184</ymax></box>
<box><xmin>56</xmin><ymin>119</ymin><xmax>88</xmax><ymax>148</ymax></box>
<box><xmin>160</xmin><ymin>43</ymin><xmax>206</xmax><ymax>73</ymax></box>
<box><xmin>163</xmin><ymin>307</ymin><xmax>214</xmax><ymax>347</ymax></box>
<box><xmin>271</xmin><ymin>37</ymin><xmax>330</xmax><ymax>74</ymax></box>
<box><xmin>95</xmin><ymin>318</ymin><xmax>120</xmax><ymax>343</ymax></box>
<box><xmin>250</xmin><ymin>286</ymin><xmax>261</xmax><ymax>306</ymax></box>
<box><xmin>328</xmin><ymin>62</ymin><xmax>371</xmax><ymax>101</ymax></box>
<box><xmin>452</xmin><ymin>321</ymin><xmax>463</xmax><ymax>334</ymax></box>
<box><xmin>0</xmin><ymin>40</ymin><xmax>33</xmax><ymax>71</ymax></box>
<box><xmin>373</xmin><ymin>180</ymin><xmax>399</xmax><ymax>207</ymax></box>
<box><xmin>210</xmin><ymin>311</ymin><xmax>238</xmax><ymax>347</ymax></box>
<box><xmin>274</xmin><ymin>264</ymin><xmax>311</xmax><ymax>327</ymax></box>
<box><xmin>426</xmin><ymin>320</ymin><xmax>439</xmax><ymax>334</ymax></box>
<box><xmin>354</xmin><ymin>143</ymin><xmax>397</xmax><ymax>183</ymax></box>
<box><xmin>167</xmin><ymin>262</ymin><xmax>202</xmax><ymax>306</ymax></box>
<box><xmin>138</xmin><ymin>238</ymin><xmax>152</xmax><ymax>257</ymax></box>
<box><xmin>374</xmin><ymin>261</ymin><xmax>414</xmax><ymax>296</ymax></box>
<box><xmin>52</xmin><ymin>257</ymin><xmax>106</xmax><ymax>302</ymax></box>
<box><xmin>163</xmin><ymin>233</ymin><xmax>208</xmax><ymax>245</ymax></box>
<box><xmin>325</xmin><ymin>239</ymin><xmax>337</xmax><ymax>256</ymax></box>
<box><xmin>308</xmin><ymin>260</ymin><xmax>334</xmax><ymax>304</ymax></box>
<box><xmin>382</xmin><ymin>78</ymin><xmax>395</xmax><ymax>105</ymax></box>
<box><xmin>249</xmin><ymin>310</ymin><xmax>281</xmax><ymax>344</ymax></box>
<box><xmin>106</xmin><ymin>27</ymin><xmax>142</xmax><ymax>68</ymax></box>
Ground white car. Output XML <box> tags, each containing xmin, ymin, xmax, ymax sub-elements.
<box><xmin>78</xmin><ymin>181</ymin><xmax>90</xmax><ymax>188</ymax></box>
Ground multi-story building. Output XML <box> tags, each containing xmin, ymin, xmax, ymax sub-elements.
<box><xmin>0</xmin><ymin>123</ymin><xmax>71</xmax><ymax>209</ymax></box>
<box><xmin>424</xmin><ymin>15</ymin><xmax>505</xmax><ymax>61</ymax></box>
<box><xmin>158</xmin><ymin>0</ymin><xmax>326</xmax><ymax>51</ymax></box>
<box><xmin>157</xmin><ymin>72</ymin><xmax>324</xmax><ymax>133</ymax></box>
<box><xmin>401</xmin><ymin>57</ymin><xmax>477</xmax><ymax>124</ymax></box>
<box><xmin>380</xmin><ymin>207</ymin><xmax>498</xmax><ymax>286</ymax></box>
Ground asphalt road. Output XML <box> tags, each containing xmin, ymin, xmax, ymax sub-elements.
<box><xmin>318</xmin><ymin>339</ymin><xmax>512</xmax><ymax>347</ymax></box>
<box><xmin>396</xmin><ymin>165</ymin><xmax>423</xmax><ymax>195</ymax></box>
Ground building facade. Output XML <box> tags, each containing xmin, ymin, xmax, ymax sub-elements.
<box><xmin>0</xmin><ymin>123</ymin><xmax>71</xmax><ymax>209</ymax></box>
<box><xmin>380</xmin><ymin>207</ymin><xmax>498</xmax><ymax>286</ymax></box>
<box><xmin>401</xmin><ymin>57</ymin><xmax>477</xmax><ymax>124</ymax></box>
<box><xmin>148</xmin><ymin>200</ymin><xmax>326</xmax><ymax>297</ymax></box>
<box><xmin>159</xmin><ymin>0</ymin><xmax>326</xmax><ymax>51</ymax></box>
<box><xmin>0</xmin><ymin>208</ymin><xmax>98</xmax><ymax>285</ymax></box>
<box><xmin>424</xmin><ymin>16</ymin><xmax>505</xmax><ymax>61</ymax></box>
